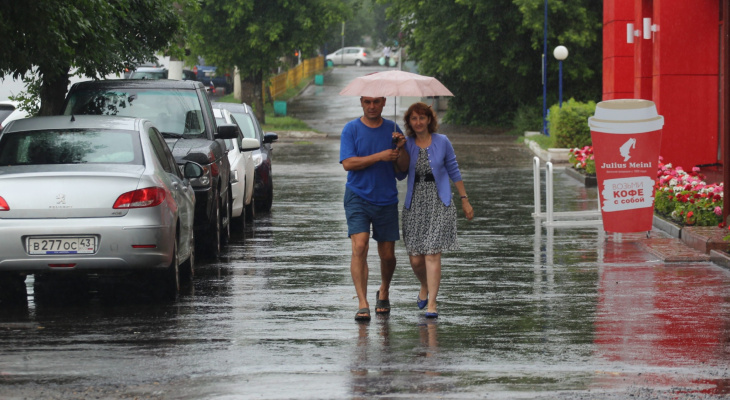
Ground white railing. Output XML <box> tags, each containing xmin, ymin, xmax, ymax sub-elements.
<box><xmin>532</xmin><ymin>156</ymin><xmax>603</xmax><ymax>228</ymax></box>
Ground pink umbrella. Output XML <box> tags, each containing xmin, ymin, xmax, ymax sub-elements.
<box><xmin>339</xmin><ymin>70</ymin><xmax>453</xmax><ymax>130</ymax></box>
<box><xmin>339</xmin><ymin>70</ymin><xmax>454</xmax><ymax>97</ymax></box>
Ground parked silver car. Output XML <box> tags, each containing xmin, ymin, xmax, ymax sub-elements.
<box><xmin>0</xmin><ymin>115</ymin><xmax>203</xmax><ymax>302</ymax></box>
<box><xmin>325</xmin><ymin>47</ymin><xmax>375</xmax><ymax>67</ymax></box>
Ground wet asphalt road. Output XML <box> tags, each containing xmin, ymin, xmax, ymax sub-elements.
<box><xmin>2</xmin><ymin>67</ymin><xmax>730</xmax><ymax>399</ymax></box>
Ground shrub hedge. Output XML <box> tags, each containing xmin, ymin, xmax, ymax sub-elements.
<box><xmin>547</xmin><ymin>98</ymin><xmax>596</xmax><ymax>148</ymax></box>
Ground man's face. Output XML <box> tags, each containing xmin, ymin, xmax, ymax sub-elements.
<box><xmin>360</xmin><ymin>97</ymin><xmax>386</xmax><ymax>120</ymax></box>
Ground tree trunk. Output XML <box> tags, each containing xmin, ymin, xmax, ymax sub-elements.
<box><xmin>253</xmin><ymin>69</ymin><xmax>265</xmax><ymax>124</ymax></box>
<box><xmin>38</xmin><ymin>65</ymin><xmax>70</xmax><ymax>116</ymax></box>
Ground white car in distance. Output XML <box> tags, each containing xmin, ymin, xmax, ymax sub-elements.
<box><xmin>213</xmin><ymin>107</ymin><xmax>260</xmax><ymax>230</ymax></box>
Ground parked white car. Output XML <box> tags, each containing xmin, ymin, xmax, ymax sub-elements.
<box><xmin>325</xmin><ymin>47</ymin><xmax>375</xmax><ymax>67</ymax></box>
<box><xmin>213</xmin><ymin>108</ymin><xmax>260</xmax><ymax>230</ymax></box>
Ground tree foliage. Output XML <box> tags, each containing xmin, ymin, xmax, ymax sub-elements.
<box><xmin>0</xmin><ymin>0</ymin><xmax>185</xmax><ymax>115</ymax></box>
<box><xmin>321</xmin><ymin>0</ymin><xmax>392</xmax><ymax>52</ymax></box>
<box><xmin>381</xmin><ymin>0</ymin><xmax>602</xmax><ymax>127</ymax></box>
<box><xmin>185</xmin><ymin>0</ymin><xmax>349</xmax><ymax>122</ymax></box>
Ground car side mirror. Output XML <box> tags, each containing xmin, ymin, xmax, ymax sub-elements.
<box><xmin>216</xmin><ymin>124</ymin><xmax>238</xmax><ymax>139</ymax></box>
<box><xmin>263</xmin><ymin>132</ymin><xmax>278</xmax><ymax>144</ymax></box>
<box><xmin>183</xmin><ymin>161</ymin><xmax>204</xmax><ymax>179</ymax></box>
<box><xmin>240</xmin><ymin>138</ymin><xmax>260</xmax><ymax>152</ymax></box>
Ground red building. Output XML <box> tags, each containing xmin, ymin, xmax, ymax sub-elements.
<box><xmin>603</xmin><ymin>0</ymin><xmax>728</xmax><ymax>173</ymax></box>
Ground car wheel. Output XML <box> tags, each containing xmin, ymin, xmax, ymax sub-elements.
<box><xmin>355</xmin><ymin>59</ymin><xmax>363</xmax><ymax>67</ymax></box>
<box><xmin>221</xmin><ymin>190</ymin><xmax>231</xmax><ymax>246</ymax></box>
<box><xmin>245</xmin><ymin>196</ymin><xmax>256</xmax><ymax>222</ymax></box>
<box><xmin>179</xmin><ymin>229</ymin><xmax>195</xmax><ymax>283</ymax></box>
<box><xmin>202</xmin><ymin>189</ymin><xmax>222</xmax><ymax>257</ymax></box>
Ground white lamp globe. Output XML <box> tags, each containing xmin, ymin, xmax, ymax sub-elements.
<box><xmin>553</xmin><ymin>45</ymin><xmax>569</xmax><ymax>61</ymax></box>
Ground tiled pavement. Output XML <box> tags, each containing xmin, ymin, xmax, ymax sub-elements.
<box><xmin>634</xmin><ymin>218</ymin><xmax>730</xmax><ymax>265</ymax></box>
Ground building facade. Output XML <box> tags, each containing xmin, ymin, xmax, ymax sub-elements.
<box><xmin>603</xmin><ymin>0</ymin><xmax>726</xmax><ymax>171</ymax></box>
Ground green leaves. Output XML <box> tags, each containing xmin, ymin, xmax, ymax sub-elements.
<box><xmin>381</xmin><ymin>0</ymin><xmax>601</xmax><ymax>126</ymax></box>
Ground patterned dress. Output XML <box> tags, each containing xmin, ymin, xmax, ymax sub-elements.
<box><xmin>402</xmin><ymin>148</ymin><xmax>458</xmax><ymax>256</ymax></box>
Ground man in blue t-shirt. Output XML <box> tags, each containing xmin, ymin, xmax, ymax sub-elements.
<box><xmin>340</xmin><ymin>96</ymin><xmax>408</xmax><ymax>322</ymax></box>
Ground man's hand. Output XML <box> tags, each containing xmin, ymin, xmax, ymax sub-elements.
<box><xmin>392</xmin><ymin>132</ymin><xmax>406</xmax><ymax>149</ymax></box>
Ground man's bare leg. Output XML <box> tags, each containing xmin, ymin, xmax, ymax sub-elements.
<box><xmin>375</xmin><ymin>240</ymin><xmax>396</xmax><ymax>312</ymax></box>
<box><xmin>351</xmin><ymin>232</ymin><xmax>371</xmax><ymax>316</ymax></box>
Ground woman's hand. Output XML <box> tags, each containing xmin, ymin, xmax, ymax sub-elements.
<box><xmin>461</xmin><ymin>198</ymin><xmax>474</xmax><ymax>220</ymax></box>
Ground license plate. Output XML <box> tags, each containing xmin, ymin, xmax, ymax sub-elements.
<box><xmin>27</xmin><ymin>237</ymin><xmax>96</xmax><ymax>255</ymax></box>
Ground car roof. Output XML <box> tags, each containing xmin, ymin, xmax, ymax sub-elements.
<box><xmin>134</xmin><ymin>67</ymin><xmax>167</xmax><ymax>72</ymax></box>
<box><xmin>211</xmin><ymin>102</ymin><xmax>252</xmax><ymax>114</ymax></box>
<box><xmin>69</xmin><ymin>79</ymin><xmax>204</xmax><ymax>91</ymax></box>
<box><xmin>3</xmin><ymin>115</ymin><xmax>145</xmax><ymax>133</ymax></box>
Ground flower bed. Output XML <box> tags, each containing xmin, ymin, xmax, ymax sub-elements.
<box><xmin>654</xmin><ymin>158</ymin><xmax>723</xmax><ymax>227</ymax></box>
<box><xmin>568</xmin><ymin>146</ymin><xmax>595</xmax><ymax>175</ymax></box>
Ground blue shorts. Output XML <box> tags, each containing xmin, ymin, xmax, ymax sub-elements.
<box><xmin>344</xmin><ymin>187</ymin><xmax>400</xmax><ymax>242</ymax></box>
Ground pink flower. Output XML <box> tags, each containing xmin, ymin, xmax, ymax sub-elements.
<box><xmin>715</xmin><ymin>207</ymin><xmax>723</xmax><ymax>216</ymax></box>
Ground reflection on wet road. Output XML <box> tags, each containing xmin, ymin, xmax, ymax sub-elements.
<box><xmin>1</xmin><ymin>68</ymin><xmax>729</xmax><ymax>399</ymax></box>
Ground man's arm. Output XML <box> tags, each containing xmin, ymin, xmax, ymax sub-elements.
<box><xmin>342</xmin><ymin>149</ymin><xmax>399</xmax><ymax>171</ymax></box>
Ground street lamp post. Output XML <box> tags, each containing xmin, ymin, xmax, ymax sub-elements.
<box><xmin>553</xmin><ymin>45</ymin><xmax>568</xmax><ymax>108</ymax></box>
<box><xmin>542</xmin><ymin>0</ymin><xmax>548</xmax><ymax>135</ymax></box>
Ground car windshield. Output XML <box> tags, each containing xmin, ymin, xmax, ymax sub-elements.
<box><xmin>63</xmin><ymin>89</ymin><xmax>205</xmax><ymax>138</ymax></box>
<box><xmin>231</xmin><ymin>113</ymin><xmax>257</xmax><ymax>139</ymax></box>
<box><xmin>0</xmin><ymin>129</ymin><xmax>142</xmax><ymax>165</ymax></box>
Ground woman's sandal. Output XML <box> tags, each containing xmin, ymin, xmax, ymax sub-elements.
<box><xmin>375</xmin><ymin>290</ymin><xmax>390</xmax><ymax>314</ymax></box>
<box><xmin>417</xmin><ymin>296</ymin><xmax>428</xmax><ymax>310</ymax></box>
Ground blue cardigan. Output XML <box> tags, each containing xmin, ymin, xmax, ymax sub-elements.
<box><xmin>403</xmin><ymin>133</ymin><xmax>462</xmax><ymax>209</ymax></box>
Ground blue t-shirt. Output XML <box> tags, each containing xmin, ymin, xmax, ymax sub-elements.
<box><xmin>339</xmin><ymin>117</ymin><xmax>403</xmax><ymax>206</ymax></box>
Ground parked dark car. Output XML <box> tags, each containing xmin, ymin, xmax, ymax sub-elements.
<box><xmin>212</xmin><ymin>102</ymin><xmax>277</xmax><ymax>212</ymax></box>
<box><xmin>62</xmin><ymin>80</ymin><xmax>238</xmax><ymax>257</ymax></box>
<box><xmin>194</xmin><ymin>65</ymin><xmax>233</xmax><ymax>94</ymax></box>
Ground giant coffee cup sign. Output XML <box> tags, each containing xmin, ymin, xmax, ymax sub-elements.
<box><xmin>588</xmin><ymin>99</ymin><xmax>664</xmax><ymax>233</ymax></box>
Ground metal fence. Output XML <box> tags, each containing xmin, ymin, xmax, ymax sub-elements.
<box><xmin>268</xmin><ymin>56</ymin><xmax>324</xmax><ymax>100</ymax></box>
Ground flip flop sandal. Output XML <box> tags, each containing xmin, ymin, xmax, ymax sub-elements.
<box><xmin>355</xmin><ymin>308</ymin><xmax>371</xmax><ymax>321</ymax></box>
<box><xmin>375</xmin><ymin>290</ymin><xmax>391</xmax><ymax>314</ymax></box>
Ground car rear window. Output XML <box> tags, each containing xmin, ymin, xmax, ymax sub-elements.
<box><xmin>0</xmin><ymin>129</ymin><xmax>142</xmax><ymax>165</ymax></box>
<box><xmin>63</xmin><ymin>89</ymin><xmax>206</xmax><ymax>138</ymax></box>
<box><xmin>130</xmin><ymin>71</ymin><xmax>168</xmax><ymax>79</ymax></box>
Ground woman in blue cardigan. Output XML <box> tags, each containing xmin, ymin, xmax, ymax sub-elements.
<box><xmin>395</xmin><ymin>102</ymin><xmax>474</xmax><ymax>318</ymax></box>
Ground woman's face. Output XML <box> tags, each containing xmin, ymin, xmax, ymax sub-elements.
<box><xmin>409</xmin><ymin>111</ymin><xmax>430</xmax><ymax>135</ymax></box>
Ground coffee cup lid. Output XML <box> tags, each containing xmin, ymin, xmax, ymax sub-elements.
<box><xmin>588</xmin><ymin>99</ymin><xmax>664</xmax><ymax>134</ymax></box>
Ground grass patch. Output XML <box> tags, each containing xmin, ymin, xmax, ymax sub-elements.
<box><xmin>519</xmin><ymin>133</ymin><xmax>556</xmax><ymax>150</ymax></box>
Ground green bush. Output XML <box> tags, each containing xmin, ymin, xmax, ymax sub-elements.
<box><xmin>547</xmin><ymin>98</ymin><xmax>596</xmax><ymax>148</ymax></box>
<box><xmin>510</xmin><ymin>103</ymin><xmax>543</xmax><ymax>135</ymax></box>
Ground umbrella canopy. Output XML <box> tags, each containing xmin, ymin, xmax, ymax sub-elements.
<box><xmin>339</xmin><ymin>70</ymin><xmax>453</xmax><ymax>97</ymax></box>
